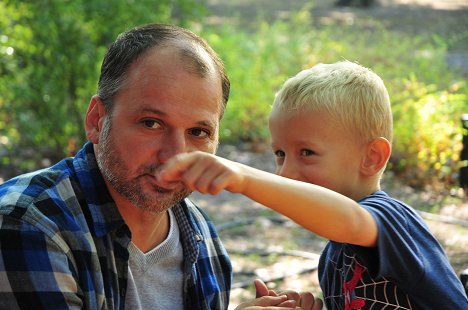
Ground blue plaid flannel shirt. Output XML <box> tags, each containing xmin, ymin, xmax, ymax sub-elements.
<box><xmin>0</xmin><ymin>142</ymin><xmax>232</xmax><ymax>309</ymax></box>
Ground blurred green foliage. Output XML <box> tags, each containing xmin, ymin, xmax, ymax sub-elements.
<box><xmin>1</xmin><ymin>1</ymin><xmax>467</xmax><ymax>193</ymax></box>
<box><xmin>0</xmin><ymin>0</ymin><xmax>206</xmax><ymax>174</ymax></box>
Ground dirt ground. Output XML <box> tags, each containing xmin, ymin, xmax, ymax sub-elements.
<box><xmin>193</xmin><ymin>1</ymin><xmax>468</xmax><ymax>307</ymax></box>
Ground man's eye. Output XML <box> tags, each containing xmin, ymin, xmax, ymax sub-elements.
<box><xmin>143</xmin><ymin>119</ymin><xmax>161</xmax><ymax>129</ymax></box>
<box><xmin>188</xmin><ymin>128</ymin><xmax>210</xmax><ymax>138</ymax></box>
<box><xmin>300</xmin><ymin>149</ymin><xmax>315</xmax><ymax>156</ymax></box>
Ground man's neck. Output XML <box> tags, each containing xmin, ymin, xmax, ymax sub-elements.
<box><xmin>120</xmin><ymin>204</ymin><xmax>170</xmax><ymax>253</ymax></box>
<box><xmin>108</xmin><ymin>188</ymin><xmax>171</xmax><ymax>253</ymax></box>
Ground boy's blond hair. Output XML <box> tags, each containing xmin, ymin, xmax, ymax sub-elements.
<box><xmin>272</xmin><ymin>61</ymin><xmax>393</xmax><ymax>143</ymax></box>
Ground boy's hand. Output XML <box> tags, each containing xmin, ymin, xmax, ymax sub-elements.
<box><xmin>157</xmin><ymin>151</ymin><xmax>246</xmax><ymax>195</ymax></box>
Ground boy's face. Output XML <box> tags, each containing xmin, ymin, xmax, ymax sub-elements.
<box><xmin>269</xmin><ymin>108</ymin><xmax>366</xmax><ymax>200</ymax></box>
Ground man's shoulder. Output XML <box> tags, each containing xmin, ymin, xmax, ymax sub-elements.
<box><xmin>0</xmin><ymin>158</ymin><xmax>75</xmax><ymax>204</ymax></box>
<box><xmin>0</xmin><ymin>157</ymin><xmax>83</xmax><ymax>231</ymax></box>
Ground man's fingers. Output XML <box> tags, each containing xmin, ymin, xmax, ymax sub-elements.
<box><xmin>234</xmin><ymin>295</ymin><xmax>291</xmax><ymax>309</ymax></box>
<box><xmin>274</xmin><ymin>290</ymin><xmax>324</xmax><ymax>310</ymax></box>
<box><xmin>298</xmin><ymin>292</ymin><xmax>314</xmax><ymax>309</ymax></box>
<box><xmin>254</xmin><ymin>279</ymin><xmax>270</xmax><ymax>298</ymax></box>
<box><xmin>276</xmin><ymin>290</ymin><xmax>300</xmax><ymax>303</ymax></box>
<box><xmin>311</xmin><ymin>295</ymin><xmax>324</xmax><ymax>310</ymax></box>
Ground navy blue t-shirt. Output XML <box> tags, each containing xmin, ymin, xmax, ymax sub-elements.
<box><xmin>318</xmin><ymin>191</ymin><xmax>468</xmax><ymax>309</ymax></box>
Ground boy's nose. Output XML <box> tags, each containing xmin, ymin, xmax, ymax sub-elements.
<box><xmin>277</xmin><ymin>162</ymin><xmax>301</xmax><ymax>181</ymax></box>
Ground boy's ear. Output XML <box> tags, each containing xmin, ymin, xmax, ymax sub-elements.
<box><xmin>361</xmin><ymin>137</ymin><xmax>391</xmax><ymax>176</ymax></box>
<box><xmin>85</xmin><ymin>95</ymin><xmax>107</xmax><ymax>144</ymax></box>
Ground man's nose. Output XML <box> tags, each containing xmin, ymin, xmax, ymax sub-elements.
<box><xmin>158</xmin><ymin>131</ymin><xmax>190</xmax><ymax>164</ymax></box>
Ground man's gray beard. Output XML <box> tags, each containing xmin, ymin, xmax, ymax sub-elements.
<box><xmin>95</xmin><ymin>116</ymin><xmax>192</xmax><ymax>213</ymax></box>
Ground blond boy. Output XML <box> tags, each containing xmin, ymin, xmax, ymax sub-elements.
<box><xmin>157</xmin><ymin>61</ymin><xmax>468</xmax><ymax>309</ymax></box>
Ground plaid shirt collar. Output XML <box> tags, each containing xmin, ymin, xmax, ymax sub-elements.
<box><xmin>73</xmin><ymin>141</ymin><xmax>126</xmax><ymax>238</ymax></box>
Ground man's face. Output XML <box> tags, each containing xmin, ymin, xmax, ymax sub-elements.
<box><xmin>95</xmin><ymin>47</ymin><xmax>223</xmax><ymax>213</ymax></box>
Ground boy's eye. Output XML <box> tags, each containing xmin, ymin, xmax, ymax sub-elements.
<box><xmin>143</xmin><ymin>119</ymin><xmax>161</xmax><ymax>129</ymax></box>
<box><xmin>188</xmin><ymin>128</ymin><xmax>210</xmax><ymax>138</ymax></box>
<box><xmin>300</xmin><ymin>149</ymin><xmax>315</xmax><ymax>156</ymax></box>
<box><xmin>274</xmin><ymin>150</ymin><xmax>285</xmax><ymax>158</ymax></box>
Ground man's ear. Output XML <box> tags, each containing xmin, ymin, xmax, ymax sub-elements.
<box><xmin>85</xmin><ymin>95</ymin><xmax>107</xmax><ymax>144</ymax></box>
<box><xmin>361</xmin><ymin>137</ymin><xmax>391</xmax><ymax>177</ymax></box>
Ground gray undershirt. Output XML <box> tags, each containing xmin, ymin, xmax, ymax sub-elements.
<box><xmin>125</xmin><ymin>209</ymin><xmax>184</xmax><ymax>310</ymax></box>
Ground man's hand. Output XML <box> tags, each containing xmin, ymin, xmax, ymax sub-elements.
<box><xmin>234</xmin><ymin>294</ymin><xmax>295</xmax><ymax>310</ymax></box>
<box><xmin>254</xmin><ymin>279</ymin><xmax>323</xmax><ymax>310</ymax></box>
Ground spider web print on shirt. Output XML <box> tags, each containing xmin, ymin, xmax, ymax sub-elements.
<box><xmin>322</xmin><ymin>251</ymin><xmax>413</xmax><ymax>309</ymax></box>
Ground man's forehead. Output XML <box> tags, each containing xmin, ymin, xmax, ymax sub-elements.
<box><xmin>125</xmin><ymin>43</ymin><xmax>219</xmax><ymax>85</ymax></box>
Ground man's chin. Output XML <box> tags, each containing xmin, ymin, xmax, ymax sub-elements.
<box><xmin>149</xmin><ymin>181</ymin><xmax>190</xmax><ymax>196</ymax></box>
<box><xmin>140</xmin><ymin>186</ymin><xmax>192</xmax><ymax>211</ymax></box>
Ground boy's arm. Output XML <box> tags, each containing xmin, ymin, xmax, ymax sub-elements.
<box><xmin>158</xmin><ymin>152</ymin><xmax>378</xmax><ymax>247</ymax></box>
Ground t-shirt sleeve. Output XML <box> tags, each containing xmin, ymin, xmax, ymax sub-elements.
<box><xmin>358</xmin><ymin>193</ymin><xmax>437</xmax><ymax>287</ymax></box>
<box><xmin>356</xmin><ymin>192</ymin><xmax>468</xmax><ymax>306</ymax></box>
